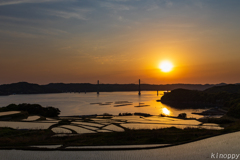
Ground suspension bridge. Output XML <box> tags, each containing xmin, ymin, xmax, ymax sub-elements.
<box><xmin>96</xmin><ymin>79</ymin><xmax>153</xmax><ymax>96</ymax></box>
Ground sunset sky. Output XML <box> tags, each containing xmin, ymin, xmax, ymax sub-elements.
<box><xmin>1</xmin><ymin>0</ymin><xmax>240</xmax><ymax>84</ymax></box>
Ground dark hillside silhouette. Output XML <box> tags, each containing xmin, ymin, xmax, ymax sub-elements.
<box><xmin>0</xmin><ymin>82</ymin><xmax>228</xmax><ymax>96</ymax></box>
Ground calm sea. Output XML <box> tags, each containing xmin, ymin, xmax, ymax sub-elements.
<box><xmin>0</xmin><ymin>91</ymin><xmax>204</xmax><ymax>118</ymax></box>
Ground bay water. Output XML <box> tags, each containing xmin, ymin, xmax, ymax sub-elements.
<box><xmin>0</xmin><ymin>91</ymin><xmax>204</xmax><ymax>118</ymax></box>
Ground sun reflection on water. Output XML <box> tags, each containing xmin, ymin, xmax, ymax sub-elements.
<box><xmin>162</xmin><ymin>107</ymin><xmax>171</xmax><ymax>116</ymax></box>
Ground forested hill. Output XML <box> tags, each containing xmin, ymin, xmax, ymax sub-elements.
<box><xmin>204</xmin><ymin>84</ymin><xmax>240</xmax><ymax>94</ymax></box>
<box><xmin>161</xmin><ymin>84</ymin><xmax>240</xmax><ymax>105</ymax></box>
<box><xmin>0</xmin><ymin>82</ymin><xmax>59</xmax><ymax>95</ymax></box>
<box><xmin>0</xmin><ymin>82</ymin><xmax>225</xmax><ymax>95</ymax></box>
<box><xmin>160</xmin><ymin>84</ymin><xmax>240</xmax><ymax>118</ymax></box>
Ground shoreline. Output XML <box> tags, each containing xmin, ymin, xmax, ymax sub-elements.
<box><xmin>2</xmin><ymin>131</ymin><xmax>240</xmax><ymax>160</ymax></box>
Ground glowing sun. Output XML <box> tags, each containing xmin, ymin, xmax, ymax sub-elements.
<box><xmin>159</xmin><ymin>60</ymin><xmax>173</xmax><ymax>72</ymax></box>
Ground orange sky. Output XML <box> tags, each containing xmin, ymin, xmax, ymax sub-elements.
<box><xmin>0</xmin><ymin>0</ymin><xmax>240</xmax><ymax>84</ymax></box>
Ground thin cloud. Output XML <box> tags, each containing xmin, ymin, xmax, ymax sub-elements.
<box><xmin>0</xmin><ymin>16</ymin><xmax>68</xmax><ymax>36</ymax></box>
<box><xmin>0</xmin><ymin>29</ymin><xmax>43</xmax><ymax>38</ymax></box>
<box><xmin>0</xmin><ymin>0</ymin><xmax>73</xmax><ymax>6</ymax></box>
<box><xmin>0</xmin><ymin>15</ymin><xmax>53</xmax><ymax>24</ymax></box>
<box><xmin>0</xmin><ymin>15</ymin><xmax>32</xmax><ymax>22</ymax></box>
<box><xmin>45</xmin><ymin>8</ymin><xmax>92</xmax><ymax>20</ymax></box>
<box><xmin>47</xmin><ymin>10</ymin><xmax>86</xmax><ymax>20</ymax></box>
<box><xmin>165</xmin><ymin>0</ymin><xmax>173</xmax><ymax>7</ymax></box>
<box><xmin>100</xmin><ymin>2</ymin><xmax>133</xmax><ymax>11</ymax></box>
<box><xmin>106</xmin><ymin>0</ymin><xmax>140</xmax><ymax>2</ymax></box>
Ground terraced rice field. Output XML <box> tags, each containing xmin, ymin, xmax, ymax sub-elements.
<box><xmin>22</xmin><ymin>116</ymin><xmax>40</xmax><ymax>121</ymax></box>
<box><xmin>0</xmin><ymin>115</ymin><xmax>224</xmax><ymax>137</ymax></box>
<box><xmin>0</xmin><ymin>121</ymin><xmax>56</xmax><ymax>129</ymax></box>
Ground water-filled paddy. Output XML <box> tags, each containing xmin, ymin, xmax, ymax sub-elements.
<box><xmin>52</xmin><ymin>127</ymin><xmax>72</xmax><ymax>134</ymax></box>
<box><xmin>22</xmin><ymin>116</ymin><xmax>40</xmax><ymax>121</ymax></box>
<box><xmin>0</xmin><ymin>121</ymin><xmax>55</xmax><ymax>129</ymax></box>
<box><xmin>60</xmin><ymin>125</ymin><xmax>96</xmax><ymax>134</ymax></box>
<box><xmin>102</xmin><ymin>124</ymin><xmax>125</xmax><ymax>132</ymax></box>
<box><xmin>0</xmin><ymin>111</ymin><xmax>21</xmax><ymax>116</ymax></box>
<box><xmin>72</xmin><ymin>121</ymin><xmax>103</xmax><ymax>127</ymax></box>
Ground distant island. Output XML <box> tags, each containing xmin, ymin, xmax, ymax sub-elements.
<box><xmin>0</xmin><ymin>82</ymin><xmax>230</xmax><ymax>96</ymax></box>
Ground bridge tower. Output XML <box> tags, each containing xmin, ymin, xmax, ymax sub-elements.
<box><xmin>97</xmin><ymin>80</ymin><xmax>99</xmax><ymax>95</ymax></box>
<box><xmin>138</xmin><ymin>79</ymin><xmax>141</xmax><ymax>96</ymax></box>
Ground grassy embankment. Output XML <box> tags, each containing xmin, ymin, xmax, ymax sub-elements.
<box><xmin>0</xmin><ymin>126</ymin><xmax>223</xmax><ymax>148</ymax></box>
